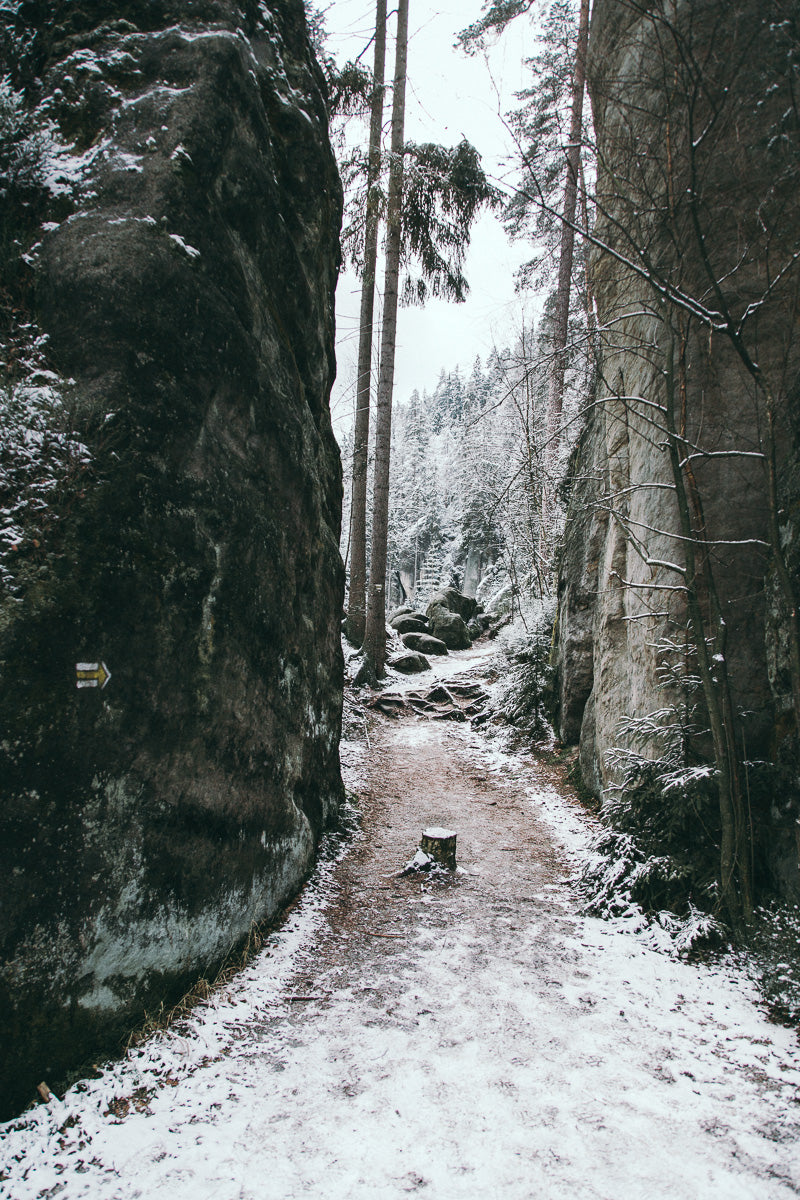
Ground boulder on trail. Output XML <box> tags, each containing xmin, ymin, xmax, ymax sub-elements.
<box><xmin>389</xmin><ymin>614</ymin><xmax>428</xmax><ymax>635</ymax></box>
<box><xmin>395</xmin><ymin>609</ymin><xmax>427</xmax><ymax>622</ymax></box>
<box><xmin>427</xmin><ymin>604</ymin><xmax>472</xmax><ymax>650</ymax></box>
<box><xmin>426</xmin><ymin>587</ymin><xmax>478</xmax><ymax>623</ymax></box>
<box><xmin>387</xmin><ymin>605</ymin><xmax>415</xmax><ymax>621</ymax></box>
<box><xmin>402</xmin><ymin>631</ymin><xmax>449</xmax><ymax>656</ymax></box>
<box><xmin>387</xmin><ymin>651</ymin><xmax>431</xmax><ymax>674</ymax></box>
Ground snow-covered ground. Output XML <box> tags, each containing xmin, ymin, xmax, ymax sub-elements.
<box><xmin>2</xmin><ymin>663</ymin><xmax>799</xmax><ymax>1198</ymax></box>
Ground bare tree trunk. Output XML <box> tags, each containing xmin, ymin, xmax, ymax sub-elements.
<box><xmin>345</xmin><ymin>0</ymin><xmax>387</xmax><ymax>646</ymax></box>
<box><xmin>660</xmin><ymin>57</ymin><xmax>752</xmax><ymax>925</ymax></box>
<box><xmin>362</xmin><ymin>0</ymin><xmax>409</xmax><ymax>677</ymax></box>
<box><xmin>663</xmin><ymin>324</ymin><xmax>752</xmax><ymax>928</ymax></box>
<box><xmin>762</xmin><ymin>381</ymin><xmax>800</xmax><ymax>742</ymax></box>
<box><xmin>545</xmin><ymin>0</ymin><xmax>590</xmax><ymax>463</ymax></box>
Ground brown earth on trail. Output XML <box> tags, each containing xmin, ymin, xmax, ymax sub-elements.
<box><xmin>286</xmin><ymin>666</ymin><xmax>580</xmax><ymax>998</ymax></box>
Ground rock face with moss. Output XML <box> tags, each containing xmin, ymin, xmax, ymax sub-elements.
<box><xmin>0</xmin><ymin>0</ymin><xmax>343</xmax><ymax>1117</ymax></box>
<box><xmin>553</xmin><ymin>0</ymin><xmax>800</xmax><ymax>897</ymax></box>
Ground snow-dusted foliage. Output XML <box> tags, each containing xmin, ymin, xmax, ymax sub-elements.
<box><xmin>494</xmin><ymin>597</ymin><xmax>557</xmax><ymax>738</ymax></box>
<box><xmin>0</xmin><ymin>333</ymin><xmax>90</xmax><ymax>596</ymax></box>
<box><xmin>579</xmin><ymin>703</ymin><xmax>725</xmax><ymax>938</ymax></box>
<box><xmin>0</xmin><ymin>77</ymin><xmax>49</xmax><ymax>202</ymax></box>
<box><xmin>377</xmin><ymin>270</ymin><xmax>593</xmax><ymax>617</ymax></box>
<box><xmin>578</xmin><ymin>621</ymin><xmax>785</xmax><ymax>938</ymax></box>
<box><xmin>733</xmin><ymin>902</ymin><xmax>800</xmax><ymax>1023</ymax></box>
<box><xmin>386</xmin><ymin>329</ymin><xmax>573</xmax><ymax>610</ymax></box>
<box><xmin>0</xmin><ymin>73</ymin><xmax>82</xmax><ymax>238</ymax></box>
<box><xmin>0</xmin><ymin>75</ymin><xmax>96</xmax><ymax>598</ymax></box>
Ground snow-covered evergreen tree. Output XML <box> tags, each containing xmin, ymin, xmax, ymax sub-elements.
<box><xmin>384</xmin><ymin>331</ymin><xmax>555</xmax><ymax>613</ymax></box>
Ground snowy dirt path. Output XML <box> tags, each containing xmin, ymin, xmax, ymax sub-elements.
<box><xmin>2</xmin><ymin>658</ymin><xmax>800</xmax><ymax>1198</ymax></box>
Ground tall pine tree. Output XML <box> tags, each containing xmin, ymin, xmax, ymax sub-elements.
<box><xmin>362</xmin><ymin>0</ymin><xmax>410</xmax><ymax>678</ymax></box>
<box><xmin>345</xmin><ymin>0</ymin><xmax>387</xmax><ymax>646</ymax></box>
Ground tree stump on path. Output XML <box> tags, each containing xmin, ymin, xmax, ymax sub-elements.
<box><xmin>420</xmin><ymin>827</ymin><xmax>457</xmax><ymax>869</ymax></box>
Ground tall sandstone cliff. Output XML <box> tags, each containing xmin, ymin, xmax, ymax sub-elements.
<box><xmin>0</xmin><ymin>0</ymin><xmax>343</xmax><ymax>1116</ymax></box>
<box><xmin>555</xmin><ymin>0</ymin><xmax>800</xmax><ymax>894</ymax></box>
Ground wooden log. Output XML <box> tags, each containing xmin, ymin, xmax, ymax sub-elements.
<box><xmin>420</xmin><ymin>826</ymin><xmax>457</xmax><ymax>868</ymax></box>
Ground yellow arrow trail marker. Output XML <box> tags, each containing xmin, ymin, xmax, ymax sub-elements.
<box><xmin>76</xmin><ymin>662</ymin><xmax>111</xmax><ymax>690</ymax></box>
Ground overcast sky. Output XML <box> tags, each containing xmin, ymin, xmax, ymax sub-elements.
<box><xmin>325</xmin><ymin>0</ymin><xmax>537</xmax><ymax>437</ymax></box>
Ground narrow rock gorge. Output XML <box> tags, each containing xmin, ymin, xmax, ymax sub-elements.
<box><xmin>554</xmin><ymin>0</ymin><xmax>800</xmax><ymax>897</ymax></box>
<box><xmin>0</xmin><ymin>0</ymin><xmax>343</xmax><ymax>1117</ymax></box>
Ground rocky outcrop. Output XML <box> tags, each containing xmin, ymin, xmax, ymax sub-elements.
<box><xmin>402</xmin><ymin>631</ymin><xmax>448</xmax><ymax>657</ymax></box>
<box><xmin>554</xmin><ymin>0</ymin><xmax>800</xmax><ymax>893</ymax></box>
<box><xmin>0</xmin><ymin>0</ymin><xmax>342</xmax><ymax>1116</ymax></box>
<box><xmin>425</xmin><ymin>587</ymin><xmax>475</xmax><ymax>650</ymax></box>
<box><xmin>387</xmin><ymin>651</ymin><xmax>430</xmax><ymax>675</ymax></box>
<box><xmin>427</xmin><ymin>588</ymin><xmax>477</xmax><ymax>624</ymax></box>
<box><xmin>390</xmin><ymin>614</ymin><xmax>428</xmax><ymax>635</ymax></box>
<box><xmin>427</xmin><ymin>605</ymin><xmax>471</xmax><ymax>650</ymax></box>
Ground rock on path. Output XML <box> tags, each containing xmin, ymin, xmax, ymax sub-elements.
<box><xmin>2</xmin><ymin>689</ymin><xmax>799</xmax><ymax>1199</ymax></box>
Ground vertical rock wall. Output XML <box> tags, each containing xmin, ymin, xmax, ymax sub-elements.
<box><xmin>554</xmin><ymin>0</ymin><xmax>800</xmax><ymax>891</ymax></box>
<box><xmin>0</xmin><ymin>0</ymin><xmax>343</xmax><ymax>1116</ymax></box>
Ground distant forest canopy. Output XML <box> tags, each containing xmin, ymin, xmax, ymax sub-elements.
<box><xmin>339</xmin><ymin>298</ymin><xmax>591</xmax><ymax>615</ymax></box>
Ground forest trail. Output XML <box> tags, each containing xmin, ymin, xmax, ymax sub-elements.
<box><xmin>3</xmin><ymin>650</ymin><xmax>800</xmax><ymax>1199</ymax></box>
